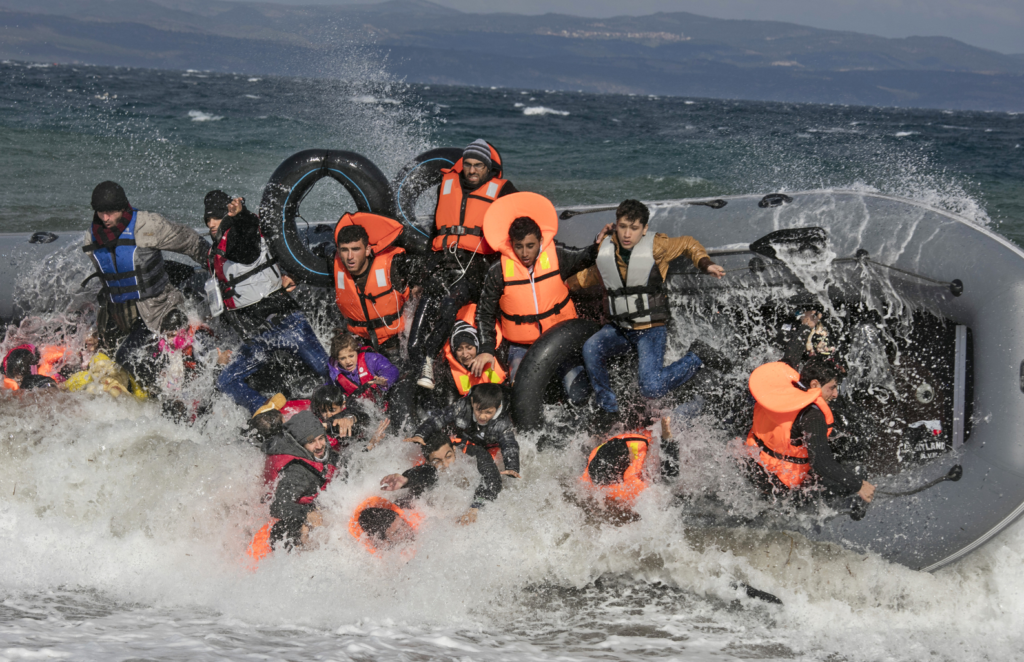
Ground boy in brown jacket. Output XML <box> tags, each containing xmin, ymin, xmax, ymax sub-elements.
<box><xmin>574</xmin><ymin>199</ymin><xmax>730</xmax><ymax>421</ymax></box>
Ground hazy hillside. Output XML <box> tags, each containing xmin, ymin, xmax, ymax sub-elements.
<box><xmin>2</xmin><ymin>0</ymin><xmax>1022</xmax><ymax>110</ymax></box>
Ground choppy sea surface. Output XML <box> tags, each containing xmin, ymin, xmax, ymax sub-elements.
<box><xmin>1</xmin><ymin>58</ymin><xmax>1024</xmax><ymax>661</ymax></box>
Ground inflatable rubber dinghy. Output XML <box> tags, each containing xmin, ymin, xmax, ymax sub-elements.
<box><xmin>513</xmin><ymin>189</ymin><xmax>1021</xmax><ymax>572</ymax></box>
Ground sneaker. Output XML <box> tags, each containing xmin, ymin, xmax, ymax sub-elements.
<box><xmin>416</xmin><ymin>360</ymin><xmax>435</xmax><ymax>390</ymax></box>
<box><xmin>687</xmin><ymin>339</ymin><xmax>733</xmax><ymax>373</ymax></box>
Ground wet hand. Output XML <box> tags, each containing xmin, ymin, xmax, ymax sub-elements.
<box><xmin>469</xmin><ymin>353</ymin><xmax>495</xmax><ymax>377</ymax></box>
<box><xmin>858</xmin><ymin>481</ymin><xmax>875</xmax><ymax>503</ymax></box>
<box><xmin>371</xmin><ymin>375</ymin><xmax>389</xmax><ymax>386</ymax></box>
<box><xmin>458</xmin><ymin>508</ymin><xmax>479</xmax><ymax>525</ymax></box>
<box><xmin>410</xmin><ymin>285</ymin><xmax>423</xmax><ymax>298</ymax></box>
<box><xmin>333</xmin><ymin>415</ymin><xmax>356</xmax><ymax>438</ymax></box>
<box><xmin>227</xmin><ymin>197</ymin><xmax>244</xmax><ymax>216</ymax></box>
<box><xmin>281</xmin><ymin>275</ymin><xmax>297</xmax><ymax>292</ymax></box>
<box><xmin>403</xmin><ymin>435</ymin><xmax>425</xmax><ymax>446</ymax></box>
<box><xmin>660</xmin><ymin>415</ymin><xmax>672</xmax><ymax>439</ymax></box>
<box><xmin>216</xmin><ymin>348</ymin><xmax>232</xmax><ymax>365</ymax></box>
<box><xmin>500</xmin><ymin>470</ymin><xmax>521</xmax><ymax>479</ymax></box>
<box><xmin>306</xmin><ymin>510</ymin><xmax>323</xmax><ymax>528</ymax></box>
<box><xmin>705</xmin><ymin>264</ymin><xmax>725</xmax><ymax>279</ymax></box>
<box><xmin>365</xmin><ymin>418</ymin><xmax>391</xmax><ymax>451</ymax></box>
<box><xmin>380</xmin><ymin>473</ymin><xmax>408</xmax><ymax>491</ymax></box>
<box><xmin>800</xmin><ymin>310</ymin><xmax>821</xmax><ymax>328</ymax></box>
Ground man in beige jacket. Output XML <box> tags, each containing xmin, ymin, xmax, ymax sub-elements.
<box><xmin>573</xmin><ymin>199</ymin><xmax>730</xmax><ymax>425</ymax></box>
<box><xmin>83</xmin><ymin>181</ymin><xmax>210</xmax><ymax>388</ymax></box>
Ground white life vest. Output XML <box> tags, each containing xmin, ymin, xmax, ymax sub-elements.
<box><xmin>209</xmin><ymin>229</ymin><xmax>283</xmax><ymax>312</ymax></box>
<box><xmin>595</xmin><ymin>232</ymin><xmax>669</xmax><ymax>328</ymax></box>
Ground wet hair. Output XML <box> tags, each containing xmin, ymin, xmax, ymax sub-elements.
<box><xmin>249</xmin><ymin>409</ymin><xmax>284</xmax><ymax>440</ymax></box>
<box><xmin>160</xmin><ymin>309</ymin><xmax>190</xmax><ymax>334</ymax></box>
<box><xmin>616</xmin><ymin>199</ymin><xmax>649</xmax><ymax>226</ymax></box>
<box><xmin>508</xmin><ymin>217</ymin><xmax>542</xmax><ymax>243</ymax></box>
<box><xmin>3</xmin><ymin>348</ymin><xmax>38</xmax><ymax>380</ymax></box>
<box><xmin>336</xmin><ymin>224</ymin><xmax>370</xmax><ymax>247</ymax></box>
<box><xmin>588</xmin><ymin>439</ymin><xmax>631</xmax><ymax>486</ymax></box>
<box><xmin>800</xmin><ymin>356</ymin><xmax>843</xmax><ymax>387</ymax></box>
<box><xmin>421</xmin><ymin>431</ymin><xmax>454</xmax><ymax>458</ymax></box>
<box><xmin>358</xmin><ymin>507</ymin><xmax>397</xmax><ymax>542</ymax></box>
<box><xmin>329</xmin><ymin>330</ymin><xmax>363</xmax><ymax>359</ymax></box>
<box><xmin>469</xmin><ymin>383</ymin><xmax>502</xmax><ymax>411</ymax></box>
<box><xmin>311</xmin><ymin>383</ymin><xmax>347</xmax><ymax>421</ymax></box>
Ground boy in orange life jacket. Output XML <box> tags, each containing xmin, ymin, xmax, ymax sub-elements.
<box><xmin>472</xmin><ymin>192</ymin><xmax>608</xmax><ymax>382</ymax></box>
<box><xmin>333</xmin><ymin>220</ymin><xmax>410</xmax><ymax>366</ymax></box>
<box><xmin>407</xmin><ymin>139</ymin><xmax>518</xmax><ymax>391</ymax></box>
<box><xmin>745</xmin><ymin>356</ymin><xmax>875</xmax><ymax>504</ymax></box>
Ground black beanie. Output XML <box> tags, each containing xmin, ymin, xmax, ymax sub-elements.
<box><xmin>91</xmin><ymin>181</ymin><xmax>130</xmax><ymax>213</ymax></box>
<box><xmin>285</xmin><ymin>410</ymin><xmax>325</xmax><ymax>446</ymax></box>
<box><xmin>204</xmin><ymin>190</ymin><xmax>231</xmax><ymax>220</ymax></box>
<box><xmin>462</xmin><ymin>139</ymin><xmax>493</xmax><ymax>168</ymax></box>
<box><xmin>450</xmin><ymin>321</ymin><xmax>479</xmax><ymax>352</ymax></box>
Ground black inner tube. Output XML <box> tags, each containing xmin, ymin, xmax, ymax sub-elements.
<box><xmin>389</xmin><ymin>147</ymin><xmax>463</xmax><ymax>255</ymax></box>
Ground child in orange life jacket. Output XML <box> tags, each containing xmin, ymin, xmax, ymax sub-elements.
<box><xmin>264</xmin><ymin>410</ymin><xmax>340</xmax><ymax>551</ymax></box>
<box><xmin>381</xmin><ymin>431</ymin><xmax>503</xmax><ymax>526</ymax></box>
<box><xmin>2</xmin><ymin>346</ymin><xmax>58</xmax><ymax>391</ymax></box>
<box><xmin>745</xmin><ymin>356</ymin><xmax>875</xmax><ymax>504</ymax></box>
<box><xmin>428</xmin><ymin>319</ymin><xmax>509</xmax><ymax>409</ymax></box>
<box><xmin>327</xmin><ymin>331</ymin><xmax>399</xmax><ymax>409</ymax></box>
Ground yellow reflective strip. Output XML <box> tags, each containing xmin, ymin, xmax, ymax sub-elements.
<box><xmin>538</xmin><ymin>251</ymin><xmax>550</xmax><ymax>270</ymax></box>
<box><xmin>487</xmin><ymin>369</ymin><xmax>500</xmax><ymax>383</ymax></box>
<box><xmin>504</xmin><ymin>258</ymin><xmax>514</xmax><ymax>279</ymax></box>
<box><xmin>459</xmin><ymin>374</ymin><xmax>471</xmax><ymax>392</ymax></box>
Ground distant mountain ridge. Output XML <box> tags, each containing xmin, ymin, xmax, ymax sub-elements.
<box><xmin>2</xmin><ymin>0</ymin><xmax>1022</xmax><ymax>110</ymax></box>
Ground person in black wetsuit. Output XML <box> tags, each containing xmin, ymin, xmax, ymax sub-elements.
<box><xmin>379</xmin><ymin>431</ymin><xmax>503</xmax><ymax>525</ymax></box>
<box><xmin>203</xmin><ymin>191</ymin><xmax>331</xmax><ymax>414</ymax></box>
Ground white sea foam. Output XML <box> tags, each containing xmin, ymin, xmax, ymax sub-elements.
<box><xmin>522</xmin><ymin>106</ymin><xmax>570</xmax><ymax>116</ymax></box>
<box><xmin>350</xmin><ymin>95</ymin><xmax>400</xmax><ymax>105</ymax></box>
<box><xmin>244</xmin><ymin>95</ymin><xmax>260</xmax><ymax>99</ymax></box>
<box><xmin>895</xmin><ymin>131</ymin><xmax>919</xmax><ymax>137</ymax></box>
<box><xmin>188</xmin><ymin>110</ymin><xmax>223</xmax><ymax>122</ymax></box>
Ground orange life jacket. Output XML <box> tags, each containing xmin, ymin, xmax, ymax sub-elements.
<box><xmin>483</xmin><ymin>192</ymin><xmax>577</xmax><ymax>345</ymax></box>
<box><xmin>348</xmin><ymin>496</ymin><xmax>422</xmax><ymax>556</ymax></box>
<box><xmin>333</xmin><ymin>213</ymin><xmax>409</xmax><ymax>346</ymax></box>
<box><xmin>2</xmin><ymin>344</ymin><xmax>67</xmax><ymax>390</ymax></box>
<box><xmin>245</xmin><ymin>518</ymin><xmax>277</xmax><ymax>569</ymax></box>
<box><xmin>745</xmin><ymin>361</ymin><xmax>834</xmax><ymax>489</ymax></box>
<box><xmin>580</xmin><ymin>430</ymin><xmax>651</xmax><ymax>502</ymax></box>
<box><xmin>433</xmin><ymin>143</ymin><xmax>506</xmax><ymax>254</ymax></box>
<box><xmin>445</xmin><ymin>303</ymin><xmax>506</xmax><ymax>396</ymax></box>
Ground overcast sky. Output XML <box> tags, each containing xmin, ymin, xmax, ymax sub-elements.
<box><xmin>292</xmin><ymin>0</ymin><xmax>1024</xmax><ymax>54</ymax></box>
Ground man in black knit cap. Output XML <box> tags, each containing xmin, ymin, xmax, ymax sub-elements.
<box><xmin>82</xmin><ymin>181</ymin><xmax>210</xmax><ymax>387</ymax></box>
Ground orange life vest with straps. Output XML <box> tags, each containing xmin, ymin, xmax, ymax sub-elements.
<box><xmin>580</xmin><ymin>430</ymin><xmax>651</xmax><ymax>502</ymax></box>
<box><xmin>333</xmin><ymin>213</ymin><xmax>409</xmax><ymax>346</ymax></box>
<box><xmin>445</xmin><ymin>303</ymin><xmax>506</xmax><ymax>396</ymax></box>
<box><xmin>745</xmin><ymin>361</ymin><xmax>834</xmax><ymax>489</ymax></box>
<box><xmin>348</xmin><ymin>496</ymin><xmax>422</xmax><ymax>556</ymax></box>
<box><xmin>433</xmin><ymin>143</ymin><xmax>506</xmax><ymax>254</ymax></box>
<box><xmin>2</xmin><ymin>344</ymin><xmax>67</xmax><ymax>390</ymax></box>
<box><xmin>483</xmin><ymin>192</ymin><xmax>577</xmax><ymax>345</ymax></box>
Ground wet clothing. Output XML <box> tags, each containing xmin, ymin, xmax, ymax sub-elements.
<box><xmin>19</xmin><ymin>374</ymin><xmax>57</xmax><ymax>390</ymax></box>
<box><xmin>336</xmin><ymin>251</ymin><xmax>411</xmax><ymax>352</ymax></box>
<box><xmin>83</xmin><ymin>209</ymin><xmax>210</xmax><ymax>334</ymax></box>
<box><xmin>476</xmin><ymin>241</ymin><xmax>600</xmax><ymax>356</ymax></box>
<box><xmin>584</xmin><ymin>324</ymin><xmax>703</xmax><ymax>413</ymax></box>
<box><xmin>264</xmin><ymin>431</ymin><xmax>340</xmax><ymax>548</ymax></box>
<box><xmin>400</xmin><ymin>442</ymin><xmax>503</xmax><ymax>509</ymax></box>
<box><xmin>412</xmin><ymin>396</ymin><xmax>520</xmax><ymax>474</ymax></box>
<box><xmin>329</xmin><ymin>351</ymin><xmax>399</xmax><ymax>396</ymax></box>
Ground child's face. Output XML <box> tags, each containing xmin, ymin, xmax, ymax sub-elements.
<box><xmin>336</xmin><ymin>347</ymin><xmax>359</xmax><ymax>371</ymax></box>
<box><xmin>454</xmin><ymin>341</ymin><xmax>478</xmax><ymax>369</ymax></box>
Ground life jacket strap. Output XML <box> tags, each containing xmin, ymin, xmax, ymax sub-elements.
<box><xmin>439</xmin><ymin>225</ymin><xmax>484</xmax><ymax>237</ymax></box>
<box><xmin>347</xmin><ymin>311</ymin><xmax>402</xmax><ymax>330</ymax></box>
<box><xmin>503</xmin><ymin>270</ymin><xmax>561</xmax><ymax>287</ymax></box>
<box><xmin>753</xmin><ymin>435</ymin><xmax>809</xmax><ymax>465</ymax></box>
<box><xmin>500</xmin><ymin>293</ymin><xmax>572</xmax><ymax>325</ymax></box>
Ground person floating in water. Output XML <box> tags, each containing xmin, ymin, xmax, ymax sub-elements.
<box><xmin>82</xmin><ymin>181</ymin><xmax>211</xmax><ymax>383</ymax></box>
<box><xmin>203</xmin><ymin>190</ymin><xmax>331</xmax><ymax>415</ymax></box>
<box><xmin>573</xmin><ymin>199</ymin><xmax>731</xmax><ymax>431</ymax></box>
<box><xmin>405</xmin><ymin>383</ymin><xmax>520</xmax><ymax>479</ymax></box>
<box><xmin>744</xmin><ymin>356</ymin><xmax>875</xmax><ymax>505</ymax></box>
<box><xmin>408</xmin><ymin>140</ymin><xmax>518</xmax><ymax>391</ymax></box>
<box><xmin>349</xmin><ymin>497</ymin><xmax>421</xmax><ymax>556</ymax></box>
<box><xmin>1</xmin><ymin>345</ymin><xmax>59</xmax><ymax>391</ymax></box>
<box><xmin>381</xmin><ymin>430</ymin><xmax>503</xmax><ymax>525</ymax></box>
<box><xmin>472</xmin><ymin>192</ymin><xmax>605</xmax><ymax>383</ymax></box>
<box><xmin>327</xmin><ymin>331</ymin><xmax>399</xmax><ymax>411</ymax></box>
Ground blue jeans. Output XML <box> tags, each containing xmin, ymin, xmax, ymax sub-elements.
<box><xmin>582</xmin><ymin>324</ymin><xmax>703</xmax><ymax>413</ymax></box>
<box><xmin>218</xmin><ymin>312</ymin><xmax>330</xmax><ymax>414</ymax></box>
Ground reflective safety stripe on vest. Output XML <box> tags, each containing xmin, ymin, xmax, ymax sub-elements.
<box><xmin>83</xmin><ymin>210</ymin><xmax>169</xmax><ymax>303</ymax></box>
<box><xmin>209</xmin><ymin>228</ymin><xmax>282</xmax><ymax>310</ymax></box>
<box><xmin>444</xmin><ymin>303</ymin><xmax>506</xmax><ymax>396</ymax></box>
<box><xmin>433</xmin><ymin>167</ymin><xmax>507</xmax><ymax>255</ymax></box>
<box><xmin>745</xmin><ymin>362</ymin><xmax>834</xmax><ymax>489</ymax></box>
<box><xmin>580</xmin><ymin>430</ymin><xmax>651</xmax><ymax>502</ymax></box>
<box><xmin>497</xmin><ymin>249</ymin><xmax>577</xmax><ymax>345</ymax></box>
<box><xmin>348</xmin><ymin>496</ymin><xmax>422</xmax><ymax>556</ymax></box>
<box><xmin>333</xmin><ymin>248</ymin><xmax>409</xmax><ymax>345</ymax></box>
<box><xmin>596</xmin><ymin>233</ymin><xmax>669</xmax><ymax>328</ymax></box>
